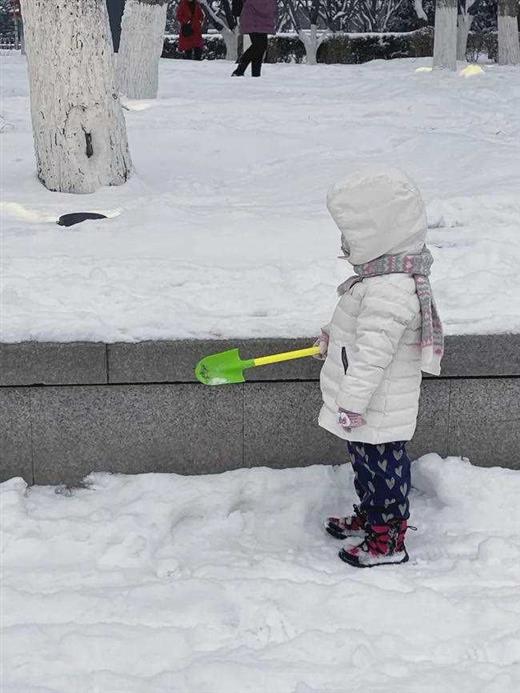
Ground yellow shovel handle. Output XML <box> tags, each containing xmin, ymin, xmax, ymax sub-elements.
<box><xmin>253</xmin><ymin>346</ymin><xmax>321</xmax><ymax>368</ymax></box>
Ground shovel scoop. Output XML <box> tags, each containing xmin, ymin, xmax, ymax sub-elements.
<box><xmin>195</xmin><ymin>346</ymin><xmax>320</xmax><ymax>386</ymax></box>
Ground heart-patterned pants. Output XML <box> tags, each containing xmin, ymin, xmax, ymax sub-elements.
<box><xmin>346</xmin><ymin>441</ymin><xmax>411</xmax><ymax>526</ymax></box>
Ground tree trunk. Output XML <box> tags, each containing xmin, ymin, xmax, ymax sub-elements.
<box><xmin>222</xmin><ymin>25</ymin><xmax>239</xmax><ymax>61</ymax></box>
<box><xmin>20</xmin><ymin>0</ymin><xmax>132</xmax><ymax>194</ymax></box>
<box><xmin>299</xmin><ymin>25</ymin><xmax>319</xmax><ymax>65</ymax></box>
<box><xmin>498</xmin><ymin>0</ymin><xmax>520</xmax><ymax>65</ymax></box>
<box><xmin>199</xmin><ymin>0</ymin><xmax>237</xmax><ymax>60</ymax></box>
<box><xmin>414</xmin><ymin>0</ymin><xmax>428</xmax><ymax>21</ymax></box>
<box><xmin>433</xmin><ymin>0</ymin><xmax>458</xmax><ymax>70</ymax></box>
<box><xmin>456</xmin><ymin>12</ymin><xmax>474</xmax><ymax>61</ymax></box>
<box><xmin>117</xmin><ymin>0</ymin><xmax>168</xmax><ymax>99</ymax></box>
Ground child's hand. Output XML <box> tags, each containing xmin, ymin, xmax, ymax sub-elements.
<box><xmin>313</xmin><ymin>331</ymin><xmax>329</xmax><ymax>360</ymax></box>
<box><xmin>338</xmin><ymin>409</ymin><xmax>366</xmax><ymax>430</ymax></box>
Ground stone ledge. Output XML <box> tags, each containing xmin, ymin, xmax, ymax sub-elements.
<box><xmin>0</xmin><ymin>342</ymin><xmax>107</xmax><ymax>387</ymax></box>
<box><xmin>440</xmin><ymin>334</ymin><xmax>520</xmax><ymax>378</ymax></box>
<box><xmin>107</xmin><ymin>338</ymin><xmax>321</xmax><ymax>384</ymax></box>
<box><xmin>1</xmin><ymin>334</ymin><xmax>519</xmax><ymax>387</ymax></box>
<box><xmin>105</xmin><ymin>333</ymin><xmax>520</xmax><ymax>382</ymax></box>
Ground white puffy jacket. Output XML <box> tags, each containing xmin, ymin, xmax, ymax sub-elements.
<box><xmin>318</xmin><ymin>167</ymin><xmax>429</xmax><ymax>444</ymax></box>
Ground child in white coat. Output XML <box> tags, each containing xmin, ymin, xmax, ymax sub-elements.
<box><xmin>316</xmin><ymin>167</ymin><xmax>444</xmax><ymax>568</ymax></box>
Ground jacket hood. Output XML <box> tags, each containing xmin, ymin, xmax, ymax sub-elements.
<box><xmin>327</xmin><ymin>167</ymin><xmax>427</xmax><ymax>265</ymax></box>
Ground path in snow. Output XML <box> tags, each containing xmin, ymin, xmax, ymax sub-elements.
<box><xmin>2</xmin><ymin>456</ymin><xmax>520</xmax><ymax>692</ymax></box>
<box><xmin>1</xmin><ymin>56</ymin><xmax>520</xmax><ymax>342</ymax></box>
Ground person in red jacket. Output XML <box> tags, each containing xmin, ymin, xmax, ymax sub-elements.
<box><xmin>176</xmin><ymin>0</ymin><xmax>205</xmax><ymax>60</ymax></box>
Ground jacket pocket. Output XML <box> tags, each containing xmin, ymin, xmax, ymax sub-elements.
<box><xmin>341</xmin><ymin>346</ymin><xmax>348</xmax><ymax>375</ymax></box>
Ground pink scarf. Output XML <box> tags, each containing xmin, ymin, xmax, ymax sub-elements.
<box><xmin>337</xmin><ymin>247</ymin><xmax>444</xmax><ymax>375</ymax></box>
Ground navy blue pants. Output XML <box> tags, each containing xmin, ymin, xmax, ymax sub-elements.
<box><xmin>346</xmin><ymin>441</ymin><xmax>411</xmax><ymax>526</ymax></box>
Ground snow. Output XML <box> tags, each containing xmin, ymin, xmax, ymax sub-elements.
<box><xmin>1</xmin><ymin>55</ymin><xmax>520</xmax><ymax>342</ymax></box>
<box><xmin>2</xmin><ymin>455</ymin><xmax>520</xmax><ymax>692</ymax></box>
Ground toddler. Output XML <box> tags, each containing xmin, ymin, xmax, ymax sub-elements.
<box><xmin>316</xmin><ymin>167</ymin><xmax>444</xmax><ymax>568</ymax></box>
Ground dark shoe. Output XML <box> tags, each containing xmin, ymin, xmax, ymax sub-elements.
<box><xmin>339</xmin><ymin>520</ymin><xmax>410</xmax><ymax>568</ymax></box>
<box><xmin>251</xmin><ymin>60</ymin><xmax>262</xmax><ymax>77</ymax></box>
<box><xmin>231</xmin><ymin>70</ymin><xmax>244</xmax><ymax>77</ymax></box>
<box><xmin>325</xmin><ymin>505</ymin><xmax>367</xmax><ymax>540</ymax></box>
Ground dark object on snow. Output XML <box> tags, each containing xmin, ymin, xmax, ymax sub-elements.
<box><xmin>57</xmin><ymin>212</ymin><xmax>108</xmax><ymax>227</ymax></box>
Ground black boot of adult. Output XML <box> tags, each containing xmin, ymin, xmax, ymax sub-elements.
<box><xmin>251</xmin><ymin>33</ymin><xmax>267</xmax><ymax>76</ymax></box>
<box><xmin>231</xmin><ymin>32</ymin><xmax>268</xmax><ymax>77</ymax></box>
<box><xmin>251</xmin><ymin>59</ymin><xmax>262</xmax><ymax>78</ymax></box>
<box><xmin>231</xmin><ymin>54</ymin><xmax>248</xmax><ymax>76</ymax></box>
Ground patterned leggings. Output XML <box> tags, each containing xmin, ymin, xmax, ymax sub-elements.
<box><xmin>346</xmin><ymin>441</ymin><xmax>411</xmax><ymax>526</ymax></box>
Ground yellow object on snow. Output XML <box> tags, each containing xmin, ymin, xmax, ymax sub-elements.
<box><xmin>459</xmin><ymin>65</ymin><xmax>485</xmax><ymax>78</ymax></box>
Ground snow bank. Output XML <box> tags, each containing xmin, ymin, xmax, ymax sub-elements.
<box><xmin>2</xmin><ymin>456</ymin><xmax>520</xmax><ymax>692</ymax></box>
<box><xmin>1</xmin><ymin>56</ymin><xmax>520</xmax><ymax>342</ymax></box>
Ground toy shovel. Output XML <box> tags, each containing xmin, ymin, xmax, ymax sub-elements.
<box><xmin>195</xmin><ymin>346</ymin><xmax>320</xmax><ymax>386</ymax></box>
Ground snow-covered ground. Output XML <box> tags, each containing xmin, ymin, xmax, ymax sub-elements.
<box><xmin>1</xmin><ymin>55</ymin><xmax>519</xmax><ymax>342</ymax></box>
<box><xmin>2</xmin><ymin>456</ymin><xmax>520</xmax><ymax>692</ymax></box>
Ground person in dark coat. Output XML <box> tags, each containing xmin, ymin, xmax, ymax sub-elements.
<box><xmin>232</xmin><ymin>0</ymin><xmax>277</xmax><ymax>77</ymax></box>
<box><xmin>176</xmin><ymin>0</ymin><xmax>205</xmax><ymax>60</ymax></box>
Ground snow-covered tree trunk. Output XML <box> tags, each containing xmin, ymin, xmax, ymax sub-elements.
<box><xmin>200</xmin><ymin>0</ymin><xmax>238</xmax><ymax>61</ymax></box>
<box><xmin>414</xmin><ymin>0</ymin><xmax>428</xmax><ymax>21</ymax></box>
<box><xmin>284</xmin><ymin>0</ymin><xmax>327</xmax><ymax>65</ymax></box>
<box><xmin>300</xmin><ymin>25</ymin><xmax>317</xmax><ymax>65</ymax></box>
<box><xmin>433</xmin><ymin>0</ymin><xmax>458</xmax><ymax>70</ymax></box>
<box><xmin>222</xmin><ymin>25</ymin><xmax>239</xmax><ymax>61</ymax></box>
<box><xmin>498</xmin><ymin>0</ymin><xmax>520</xmax><ymax>65</ymax></box>
<box><xmin>298</xmin><ymin>25</ymin><xmax>328</xmax><ymax>65</ymax></box>
<box><xmin>117</xmin><ymin>0</ymin><xmax>168</xmax><ymax>99</ymax></box>
<box><xmin>456</xmin><ymin>11</ymin><xmax>474</xmax><ymax>61</ymax></box>
<box><xmin>20</xmin><ymin>0</ymin><xmax>131</xmax><ymax>194</ymax></box>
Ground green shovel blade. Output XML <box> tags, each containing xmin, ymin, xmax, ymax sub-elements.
<box><xmin>195</xmin><ymin>349</ymin><xmax>255</xmax><ymax>386</ymax></box>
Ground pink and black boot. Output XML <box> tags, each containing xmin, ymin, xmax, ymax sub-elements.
<box><xmin>338</xmin><ymin>520</ymin><xmax>409</xmax><ymax>568</ymax></box>
<box><xmin>325</xmin><ymin>505</ymin><xmax>367</xmax><ymax>540</ymax></box>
